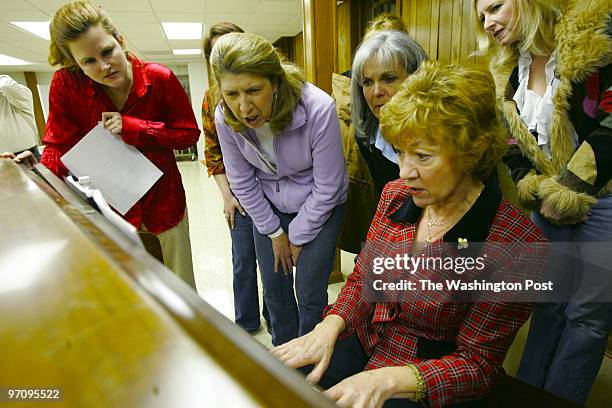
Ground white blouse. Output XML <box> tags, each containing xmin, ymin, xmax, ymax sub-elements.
<box><xmin>512</xmin><ymin>51</ymin><xmax>560</xmax><ymax>158</ymax></box>
<box><xmin>374</xmin><ymin>126</ymin><xmax>399</xmax><ymax>164</ymax></box>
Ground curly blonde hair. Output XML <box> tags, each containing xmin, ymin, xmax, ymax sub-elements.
<box><xmin>210</xmin><ymin>32</ymin><xmax>305</xmax><ymax>134</ymax></box>
<box><xmin>49</xmin><ymin>1</ymin><xmax>125</xmax><ymax>71</ymax></box>
<box><xmin>380</xmin><ymin>61</ymin><xmax>508</xmax><ymax>182</ymax></box>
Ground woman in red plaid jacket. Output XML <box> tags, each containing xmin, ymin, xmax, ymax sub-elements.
<box><xmin>273</xmin><ymin>62</ymin><xmax>548</xmax><ymax>408</ymax></box>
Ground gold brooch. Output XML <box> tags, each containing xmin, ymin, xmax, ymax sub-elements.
<box><xmin>458</xmin><ymin>238</ymin><xmax>468</xmax><ymax>249</ymax></box>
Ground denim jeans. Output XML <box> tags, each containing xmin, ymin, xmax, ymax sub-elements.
<box><xmin>253</xmin><ymin>204</ymin><xmax>345</xmax><ymax>346</ymax></box>
<box><xmin>517</xmin><ymin>194</ymin><xmax>612</xmax><ymax>404</ymax></box>
<box><xmin>230</xmin><ymin>212</ymin><xmax>268</xmax><ymax>332</ymax></box>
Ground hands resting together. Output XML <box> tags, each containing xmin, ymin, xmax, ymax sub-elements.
<box><xmin>272</xmin><ymin>315</ymin><xmax>415</xmax><ymax>408</ymax></box>
<box><xmin>271</xmin><ymin>232</ymin><xmax>302</xmax><ymax>275</ymax></box>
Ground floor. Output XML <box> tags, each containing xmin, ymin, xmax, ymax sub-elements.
<box><xmin>179</xmin><ymin>161</ymin><xmax>611</xmax><ymax>407</ymax></box>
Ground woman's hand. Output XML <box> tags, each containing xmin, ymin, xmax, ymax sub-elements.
<box><xmin>271</xmin><ymin>232</ymin><xmax>294</xmax><ymax>275</ymax></box>
<box><xmin>540</xmin><ymin>199</ymin><xmax>589</xmax><ymax>225</ymax></box>
<box><xmin>102</xmin><ymin>112</ymin><xmax>123</xmax><ymax>135</ymax></box>
<box><xmin>222</xmin><ymin>193</ymin><xmax>245</xmax><ymax>229</ymax></box>
<box><xmin>324</xmin><ymin>369</ymin><xmax>396</xmax><ymax>408</ymax></box>
<box><xmin>272</xmin><ymin>315</ymin><xmax>345</xmax><ymax>384</ymax></box>
<box><xmin>289</xmin><ymin>243</ymin><xmax>302</xmax><ymax>265</ymax></box>
<box><xmin>1</xmin><ymin>151</ymin><xmax>38</xmax><ymax>168</ymax></box>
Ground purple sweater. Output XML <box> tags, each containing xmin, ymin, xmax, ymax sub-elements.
<box><xmin>216</xmin><ymin>83</ymin><xmax>348</xmax><ymax>245</ymax></box>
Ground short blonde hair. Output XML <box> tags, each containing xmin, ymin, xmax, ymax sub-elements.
<box><xmin>49</xmin><ymin>1</ymin><xmax>124</xmax><ymax>70</ymax></box>
<box><xmin>472</xmin><ymin>0</ymin><xmax>558</xmax><ymax>66</ymax></box>
<box><xmin>210</xmin><ymin>32</ymin><xmax>305</xmax><ymax>134</ymax></box>
<box><xmin>380</xmin><ymin>61</ymin><xmax>508</xmax><ymax>181</ymax></box>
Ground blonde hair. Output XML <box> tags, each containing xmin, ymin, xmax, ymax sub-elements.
<box><xmin>472</xmin><ymin>0</ymin><xmax>559</xmax><ymax>67</ymax></box>
<box><xmin>210</xmin><ymin>32</ymin><xmax>305</xmax><ymax>134</ymax></box>
<box><xmin>381</xmin><ymin>61</ymin><xmax>508</xmax><ymax>181</ymax></box>
<box><xmin>49</xmin><ymin>1</ymin><xmax>125</xmax><ymax>70</ymax></box>
<box><xmin>363</xmin><ymin>14</ymin><xmax>407</xmax><ymax>40</ymax></box>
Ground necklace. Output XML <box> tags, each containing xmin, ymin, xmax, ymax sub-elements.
<box><xmin>423</xmin><ymin>183</ymin><xmax>485</xmax><ymax>243</ymax></box>
<box><xmin>425</xmin><ymin>207</ymin><xmax>460</xmax><ymax>243</ymax></box>
<box><xmin>427</xmin><ymin>207</ymin><xmax>462</xmax><ymax>228</ymax></box>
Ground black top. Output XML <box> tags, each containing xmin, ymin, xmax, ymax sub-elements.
<box><xmin>355</xmin><ymin>135</ymin><xmax>400</xmax><ymax>193</ymax></box>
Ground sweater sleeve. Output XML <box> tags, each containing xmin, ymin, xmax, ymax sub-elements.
<box><xmin>287</xmin><ymin>100</ymin><xmax>347</xmax><ymax>245</ymax></box>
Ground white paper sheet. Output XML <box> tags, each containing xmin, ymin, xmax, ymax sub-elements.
<box><xmin>60</xmin><ymin>123</ymin><xmax>163</xmax><ymax>215</ymax></box>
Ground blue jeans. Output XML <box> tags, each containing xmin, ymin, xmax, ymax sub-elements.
<box><xmin>517</xmin><ymin>194</ymin><xmax>612</xmax><ymax>404</ymax></box>
<box><xmin>253</xmin><ymin>204</ymin><xmax>345</xmax><ymax>346</ymax></box>
<box><xmin>230</xmin><ymin>212</ymin><xmax>269</xmax><ymax>332</ymax></box>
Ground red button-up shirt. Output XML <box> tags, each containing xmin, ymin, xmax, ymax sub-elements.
<box><xmin>41</xmin><ymin>56</ymin><xmax>200</xmax><ymax>234</ymax></box>
<box><xmin>325</xmin><ymin>179</ymin><xmax>547</xmax><ymax>407</ymax></box>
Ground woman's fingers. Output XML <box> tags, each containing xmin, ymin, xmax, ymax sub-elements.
<box><xmin>281</xmin><ymin>258</ymin><xmax>292</xmax><ymax>276</ymax></box>
<box><xmin>324</xmin><ymin>385</ymin><xmax>343</xmax><ymax>401</ymax></box>
<box><xmin>305</xmin><ymin>354</ymin><xmax>330</xmax><ymax>384</ymax></box>
<box><xmin>270</xmin><ymin>345</ymin><xmax>289</xmax><ymax>359</ymax></box>
<box><xmin>101</xmin><ymin>112</ymin><xmax>122</xmax><ymax>134</ymax></box>
<box><xmin>228</xmin><ymin>208</ymin><xmax>235</xmax><ymax>229</ymax></box>
<box><xmin>271</xmin><ymin>233</ymin><xmax>293</xmax><ymax>275</ymax></box>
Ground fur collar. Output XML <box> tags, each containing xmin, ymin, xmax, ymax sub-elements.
<box><xmin>492</xmin><ymin>0</ymin><xmax>611</xmax><ymax>177</ymax></box>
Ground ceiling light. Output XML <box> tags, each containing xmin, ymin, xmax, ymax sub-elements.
<box><xmin>172</xmin><ymin>49</ymin><xmax>202</xmax><ymax>55</ymax></box>
<box><xmin>0</xmin><ymin>53</ymin><xmax>31</xmax><ymax>66</ymax></box>
<box><xmin>10</xmin><ymin>21</ymin><xmax>51</xmax><ymax>40</ymax></box>
<box><xmin>161</xmin><ymin>22</ymin><xmax>202</xmax><ymax>40</ymax></box>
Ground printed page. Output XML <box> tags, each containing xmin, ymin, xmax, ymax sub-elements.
<box><xmin>61</xmin><ymin>123</ymin><xmax>162</xmax><ymax>215</ymax></box>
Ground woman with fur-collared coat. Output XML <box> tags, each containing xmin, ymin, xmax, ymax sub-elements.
<box><xmin>474</xmin><ymin>0</ymin><xmax>611</xmax><ymax>404</ymax></box>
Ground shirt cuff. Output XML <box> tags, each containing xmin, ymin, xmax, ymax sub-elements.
<box><xmin>267</xmin><ymin>227</ymin><xmax>284</xmax><ymax>239</ymax></box>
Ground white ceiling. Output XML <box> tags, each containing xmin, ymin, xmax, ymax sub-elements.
<box><xmin>0</xmin><ymin>0</ymin><xmax>303</xmax><ymax>72</ymax></box>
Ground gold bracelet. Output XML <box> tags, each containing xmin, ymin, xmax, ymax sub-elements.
<box><xmin>406</xmin><ymin>364</ymin><xmax>426</xmax><ymax>401</ymax></box>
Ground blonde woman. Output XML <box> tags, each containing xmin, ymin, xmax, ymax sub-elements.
<box><xmin>474</xmin><ymin>0</ymin><xmax>611</xmax><ymax>403</ymax></box>
<box><xmin>210</xmin><ymin>33</ymin><xmax>348</xmax><ymax>346</ymax></box>
<box><xmin>41</xmin><ymin>1</ymin><xmax>199</xmax><ymax>288</ymax></box>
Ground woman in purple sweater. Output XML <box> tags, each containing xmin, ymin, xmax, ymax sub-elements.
<box><xmin>210</xmin><ymin>33</ymin><xmax>348</xmax><ymax>346</ymax></box>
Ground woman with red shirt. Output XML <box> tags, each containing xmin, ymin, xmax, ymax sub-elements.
<box><xmin>41</xmin><ymin>1</ymin><xmax>199</xmax><ymax>288</ymax></box>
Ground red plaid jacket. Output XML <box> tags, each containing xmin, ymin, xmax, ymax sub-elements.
<box><xmin>325</xmin><ymin>178</ymin><xmax>547</xmax><ymax>407</ymax></box>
